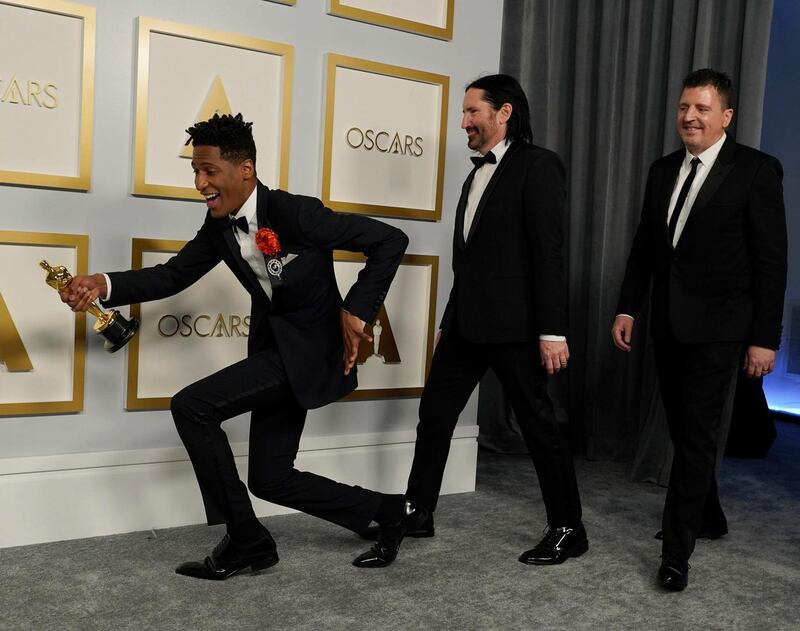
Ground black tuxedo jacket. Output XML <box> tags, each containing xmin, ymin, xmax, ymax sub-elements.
<box><xmin>104</xmin><ymin>182</ymin><xmax>408</xmax><ymax>408</ymax></box>
<box><xmin>617</xmin><ymin>137</ymin><xmax>787</xmax><ymax>349</ymax></box>
<box><xmin>440</xmin><ymin>140</ymin><xmax>568</xmax><ymax>343</ymax></box>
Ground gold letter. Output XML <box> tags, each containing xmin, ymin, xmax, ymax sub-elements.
<box><xmin>180</xmin><ymin>77</ymin><xmax>232</xmax><ymax>157</ymax></box>
<box><xmin>194</xmin><ymin>314</ymin><xmax>211</xmax><ymax>337</ymax></box>
<box><xmin>375</xmin><ymin>131</ymin><xmax>390</xmax><ymax>152</ymax></box>
<box><xmin>0</xmin><ymin>292</ymin><xmax>34</xmax><ymax>372</ymax></box>
<box><xmin>211</xmin><ymin>313</ymin><xmax>230</xmax><ymax>337</ymax></box>
<box><xmin>229</xmin><ymin>315</ymin><xmax>242</xmax><ymax>337</ymax></box>
<box><xmin>28</xmin><ymin>81</ymin><xmax>42</xmax><ymax>107</ymax></box>
<box><xmin>43</xmin><ymin>83</ymin><xmax>58</xmax><ymax>109</ymax></box>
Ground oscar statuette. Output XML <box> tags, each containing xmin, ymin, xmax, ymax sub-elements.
<box><xmin>39</xmin><ymin>260</ymin><xmax>139</xmax><ymax>353</ymax></box>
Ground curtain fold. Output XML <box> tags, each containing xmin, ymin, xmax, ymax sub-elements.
<box><xmin>490</xmin><ymin>0</ymin><xmax>774</xmax><ymax>477</ymax></box>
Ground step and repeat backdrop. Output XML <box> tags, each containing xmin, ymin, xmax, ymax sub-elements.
<box><xmin>0</xmin><ymin>0</ymin><xmax>455</xmax><ymax>416</ymax></box>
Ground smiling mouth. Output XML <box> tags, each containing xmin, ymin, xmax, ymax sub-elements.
<box><xmin>204</xmin><ymin>193</ymin><xmax>220</xmax><ymax>202</ymax></box>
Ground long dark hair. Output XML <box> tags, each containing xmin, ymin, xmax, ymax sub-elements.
<box><xmin>466</xmin><ymin>74</ymin><xmax>533</xmax><ymax>144</ymax></box>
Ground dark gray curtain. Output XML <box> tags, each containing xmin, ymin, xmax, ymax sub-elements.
<box><xmin>480</xmin><ymin>0</ymin><xmax>774</xmax><ymax>479</ymax></box>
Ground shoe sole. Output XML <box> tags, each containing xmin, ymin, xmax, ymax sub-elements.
<box><xmin>520</xmin><ymin>539</ymin><xmax>589</xmax><ymax>566</ymax></box>
<box><xmin>221</xmin><ymin>554</ymin><xmax>280</xmax><ymax>580</ymax></box>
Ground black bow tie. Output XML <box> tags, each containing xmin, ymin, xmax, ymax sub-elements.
<box><xmin>228</xmin><ymin>215</ymin><xmax>249</xmax><ymax>234</ymax></box>
<box><xmin>470</xmin><ymin>151</ymin><xmax>497</xmax><ymax>168</ymax></box>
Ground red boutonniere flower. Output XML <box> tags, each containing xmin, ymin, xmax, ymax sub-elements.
<box><xmin>255</xmin><ymin>228</ymin><xmax>281</xmax><ymax>257</ymax></box>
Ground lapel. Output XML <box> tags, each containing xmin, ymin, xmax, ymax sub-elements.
<box><xmin>221</xmin><ymin>182</ymin><xmax>268</xmax><ymax>297</ymax></box>
<box><xmin>454</xmin><ymin>167</ymin><xmax>478</xmax><ymax>250</ymax></box>
<box><xmin>658</xmin><ymin>151</ymin><xmax>684</xmax><ymax>249</ymax></box>
<box><xmin>681</xmin><ymin>136</ymin><xmax>735</xmax><ymax>236</ymax></box>
<box><xmin>463</xmin><ymin>141</ymin><xmax>520</xmax><ymax>246</ymax></box>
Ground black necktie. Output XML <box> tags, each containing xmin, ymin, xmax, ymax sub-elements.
<box><xmin>228</xmin><ymin>215</ymin><xmax>249</xmax><ymax>234</ymax></box>
<box><xmin>470</xmin><ymin>150</ymin><xmax>497</xmax><ymax>168</ymax></box>
<box><xmin>667</xmin><ymin>157</ymin><xmax>700</xmax><ymax>243</ymax></box>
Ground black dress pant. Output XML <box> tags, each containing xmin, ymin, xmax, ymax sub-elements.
<box><xmin>170</xmin><ymin>348</ymin><xmax>381</xmax><ymax>535</ymax></box>
<box><xmin>406</xmin><ymin>327</ymin><xmax>583</xmax><ymax>527</ymax></box>
<box><xmin>654</xmin><ymin>336</ymin><xmax>742</xmax><ymax>560</ymax></box>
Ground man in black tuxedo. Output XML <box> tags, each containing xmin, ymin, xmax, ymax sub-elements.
<box><xmin>62</xmin><ymin>113</ymin><xmax>409</xmax><ymax>580</ymax></box>
<box><xmin>612</xmin><ymin>69</ymin><xmax>787</xmax><ymax>591</ymax></box>
<box><xmin>353</xmin><ymin>74</ymin><xmax>586</xmax><ymax>568</ymax></box>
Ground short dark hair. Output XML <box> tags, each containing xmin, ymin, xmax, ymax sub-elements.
<box><xmin>185</xmin><ymin>113</ymin><xmax>257</xmax><ymax>165</ymax></box>
<box><xmin>466</xmin><ymin>74</ymin><xmax>533</xmax><ymax>144</ymax></box>
<box><xmin>682</xmin><ymin>68</ymin><xmax>734</xmax><ymax>110</ymax></box>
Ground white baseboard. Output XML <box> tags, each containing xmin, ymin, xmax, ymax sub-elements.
<box><xmin>0</xmin><ymin>426</ymin><xmax>478</xmax><ymax>548</ymax></box>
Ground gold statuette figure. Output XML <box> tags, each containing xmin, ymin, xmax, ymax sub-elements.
<box><xmin>40</xmin><ymin>260</ymin><xmax>139</xmax><ymax>353</ymax></box>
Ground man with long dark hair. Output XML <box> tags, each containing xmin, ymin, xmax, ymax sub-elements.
<box><xmin>62</xmin><ymin>113</ymin><xmax>410</xmax><ymax>580</ymax></box>
<box><xmin>353</xmin><ymin>74</ymin><xmax>587</xmax><ymax>568</ymax></box>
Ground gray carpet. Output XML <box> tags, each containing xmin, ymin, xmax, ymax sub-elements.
<box><xmin>2</xmin><ymin>422</ymin><xmax>798</xmax><ymax>631</ymax></box>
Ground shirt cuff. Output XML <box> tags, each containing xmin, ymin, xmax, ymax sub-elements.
<box><xmin>102</xmin><ymin>273</ymin><xmax>112</xmax><ymax>302</ymax></box>
<box><xmin>539</xmin><ymin>335</ymin><xmax>567</xmax><ymax>342</ymax></box>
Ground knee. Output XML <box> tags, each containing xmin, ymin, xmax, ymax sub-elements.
<box><xmin>170</xmin><ymin>386</ymin><xmax>215</xmax><ymax>427</ymax></box>
<box><xmin>248</xmin><ymin>464</ymin><xmax>293</xmax><ymax>501</ymax></box>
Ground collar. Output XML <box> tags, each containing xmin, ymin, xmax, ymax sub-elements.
<box><xmin>230</xmin><ymin>184</ymin><xmax>258</xmax><ymax>227</ymax></box>
<box><xmin>484</xmin><ymin>138</ymin><xmax>511</xmax><ymax>163</ymax></box>
<box><xmin>685</xmin><ymin>132</ymin><xmax>726</xmax><ymax>167</ymax></box>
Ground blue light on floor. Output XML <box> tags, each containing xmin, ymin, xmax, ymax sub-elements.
<box><xmin>764</xmin><ymin>372</ymin><xmax>800</xmax><ymax>417</ymax></box>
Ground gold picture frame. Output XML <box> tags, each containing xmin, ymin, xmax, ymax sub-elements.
<box><xmin>328</xmin><ymin>0</ymin><xmax>453</xmax><ymax>40</ymax></box>
<box><xmin>0</xmin><ymin>0</ymin><xmax>95</xmax><ymax>191</ymax></box>
<box><xmin>0</xmin><ymin>231</ymin><xmax>87</xmax><ymax>416</ymax></box>
<box><xmin>322</xmin><ymin>54</ymin><xmax>449</xmax><ymax>221</ymax></box>
<box><xmin>132</xmin><ymin>17</ymin><xmax>294</xmax><ymax>200</ymax></box>
<box><xmin>125</xmin><ymin>238</ymin><xmax>251</xmax><ymax>411</ymax></box>
<box><xmin>335</xmin><ymin>251</ymin><xmax>438</xmax><ymax>400</ymax></box>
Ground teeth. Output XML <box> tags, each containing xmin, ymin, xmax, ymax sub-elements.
<box><xmin>205</xmin><ymin>193</ymin><xmax>219</xmax><ymax>200</ymax></box>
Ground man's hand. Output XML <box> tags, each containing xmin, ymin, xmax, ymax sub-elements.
<box><xmin>611</xmin><ymin>315</ymin><xmax>634</xmax><ymax>352</ymax></box>
<box><xmin>59</xmin><ymin>273</ymin><xmax>107</xmax><ymax>312</ymax></box>
<box><xmin>340</xmin><ymin>309</ymin><xmax>372</xmax><ymax>376</ymax></box>
<box><xmin>742</xmin><ymin>345</ymin><xmax>776</xmax><ymax>378</ymax></box>
<box><xmin>540</xmin><ymin>340</ymin><xmax>569</xmax><ymax>375</ymax></box>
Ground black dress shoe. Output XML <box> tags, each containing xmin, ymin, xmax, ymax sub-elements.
<box><xmin>175</xmin><ymin>533</ymin><xmax>278</xmax><ymax>580</ymax></box>
<box><xmin>352</xmin><ymin>500</ymin><xmax>429</xmax><ymax>568</ymax></box>
<box><xmin>518</xmin><ymin>523</ymin><xmax>588</xmax><ymax>565</ymax></box>
<box><xmin>654</xmin><ymin>525</ymin><xmax>728</xmax><ymax>540</ymax></box>
<box><xmin>359</xmin><ymin>513</ymin><xmax>435</xmax><ymax>541</ymax></box>
<box><xmin>658</xmin><ymin>554</ymin><xmax>689</xmax><ymax>591</ymax></box>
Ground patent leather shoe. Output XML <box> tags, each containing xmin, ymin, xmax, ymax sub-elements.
<box><xmin>352</xmin><ymin>500</ymin><xmax>429</xmax><ymax>568</ymax></box>
<box><xmin>175</xmin><ymin>533</ymin><xmax>278</xmax><ymax>580</ymax></box>
<box><xmin>359</xmin><ymin>512</ymin><xmax>435</xmax><ymax>541</ymax></box>
<box><xmin>658</xmin><ymin>554</ymin><xmax>689</xmax><ymax>591</ymax></box>
<box><xmin>518</xmin><ymin>523</ymin><xmax>588</xmax><ymax>565</ymax></box>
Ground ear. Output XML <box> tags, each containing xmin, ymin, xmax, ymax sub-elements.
<box><xmin>722</xmin><ymin>108</ymin><xmax>734</xmax><ymax>129</ymax></box>
<box><xmin>497</xmin><ymin>102</ymin><xmax>512</xmax><ymax>125</ymax></box>
<box><xmin>239</xmin><ymin>159</ymin><xmax>255</xmax><ymax>180</ymax></box>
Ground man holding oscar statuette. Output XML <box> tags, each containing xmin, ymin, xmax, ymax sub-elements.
<box><xmin>62</xmin><ymin>113</ymin><xmax>409</xmax><ymax>580</ymax></box>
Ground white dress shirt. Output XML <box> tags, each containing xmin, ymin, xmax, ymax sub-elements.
<box><xmin>463</xmin><ymin>139</ymin><xmax>511</xmax><ymax>240</ymax></box>
<box><xmin>667</xmin><ymin>132</ymin><xmax>727</xmax><ymax>246</ymax></box>
<box><xmin>618</xmin><ymin>132</ymin><xmax>727</xmax><ymax>321</ymax></box>
<box><xmin>465</xmin><ymin>139</ymin><xmax>565</xmax><ymax>343</ymax></box>
<box><xmin>105</xmin><ymin>186</ymin><xmax>293</xmax><ymax>302</ymax></box>
<box><xmin>231</xmin><ymin>186</ymin><xmax>275</xmax><ymax>300</ymax></box>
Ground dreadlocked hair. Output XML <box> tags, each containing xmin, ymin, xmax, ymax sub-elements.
<box><xmin>185</xmin><ymin>113</ymin><xmax>257</xmax><ymax>165</ymax></box>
